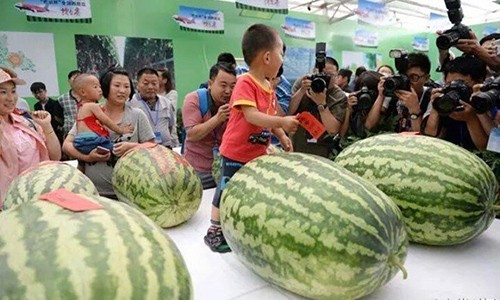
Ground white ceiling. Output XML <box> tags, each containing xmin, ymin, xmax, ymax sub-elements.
<box><xmin>220</xmin><ymin>0</ymin><xmax>500</xmax><ymax>29</ymax></box>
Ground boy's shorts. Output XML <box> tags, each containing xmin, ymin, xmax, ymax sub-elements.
<box><xmin>74</xmin><ymin>132</ymin><xmax>113</xmax><ymax>155</ymax></box>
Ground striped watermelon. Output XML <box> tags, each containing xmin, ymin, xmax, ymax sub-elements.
<box><xmin>0</xmin><ymin>193</ymin><xmax>192</xmax><ymax>299</ymax></box>
<box><xmin>112</xmin><ymin>144</ymin><xmax>202</xmax><ymax>228</ymax></box>
<box><xmin>220</xmin><ymin>152</ymin><xmax>408</xmax><ymax>300</ymax></box>
<box><xmin>335</xmin><ymin>134</ymin><xmax>497</xmax><ymax>245</ymax></box>
<box><xmin>3</xmin><ymin>161</ymin><xmax>98</xmax><ymax>210</ymax></box>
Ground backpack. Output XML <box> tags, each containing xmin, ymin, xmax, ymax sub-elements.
<box><xmin>180</xmin><ymin>88</ymin><xmax>210</xmax><ymax>154</ymax></box>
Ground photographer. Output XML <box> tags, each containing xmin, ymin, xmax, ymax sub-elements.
<box><xmin>439</xmin><ymin>31</ymin><xmax>500</xmax><ymax>74</ymax></box>
<box><xmin>365</xmin><ymin>52</ymin><xmax>433</xmax><ymax>133</ymax></box>
<box><xmin>422</xmin><ymin>55</ymin><xmax>488</xmax><ymax>150</ymax></box>
<box><xmin>288</xmin><ymin>55</ymin><xmax>347</xmax><ymax>157</ymax></box>
<box><xmin>340</xmin><ymin>71</ymin><xmax>382</xmax><ymax>138</ymax></box>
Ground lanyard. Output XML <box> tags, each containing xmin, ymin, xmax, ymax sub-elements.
<box><xmin>141</xmin><ymin>99</ymin><xmax>160</xmax><ymax>127</ymax></box>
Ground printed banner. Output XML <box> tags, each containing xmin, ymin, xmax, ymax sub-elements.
<box><xmin>281</xmin><ymin>17</ymin><xmax>315</xmax><ymax>40</ymax></box>
<box><xmin>429</xmin><ymin>12</ymin><xmax>448</xmax><ymax>32</ymax></box>
<box><xmin>412</xmin><ymin>36</ymin><xmax>429</xmax><ymax>51</ymax></box>
<box><xmin>356</xmin><ymin>0</ymin><xmax>390</xmax><ymax>27</ymax></box>
<box><xmin>483</xmin><ymin>26</ymin><xmax>500</xmax><ymax>37</ymax></box>
<box><xmin>172</xmin><ymin>6</ymin><xmax>224</xmax><ymax>34</ymax></box>
<box><xmin>236</xmin><ymin>0</ymin><xmax>288</xmax><ymax>14</ymax></box>
<box><xmin>0</xmin><ymin>31</ymin><xmax>60</xmax><ymax>97</ymax></box>
<box><xmin>14</xmin><ymin>0</ymin><xmax>92</xmax><ymax>23</ymax></box>
<box><xmin>342</xmin><ymin>51</ymin><xmax>382</xmax><ymax>71</ymax></box>
<box><xmin>353</xmin><ymin>29</ymin><xmax>379</xmax><ymax>48</ymax></box>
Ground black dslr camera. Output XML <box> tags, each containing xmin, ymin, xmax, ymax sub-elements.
<box><xmin>470</xmin><ymin>76</ymin><xmax>500</xmax><ymax>114</ymax></box>
<box><xmin>432</xmin><ymin>79</ymin><xmax>471</xmax><ymax>115</ymax></box>
<box><xmin>383</xmin><ymin>49</ymin><xmax>411</xmax><ymax>98</ymax></box>
<box><xmin>436</xmin><ymin>0</ymin><xmax>471</xmax><ymax>50</ymax></box>
<box><xmin>355</xmin><ymin>86</ymin><xmax>378</xmax><ymax>111</ymax></box>
<box><xmin>307</xmin><ymin>42</ymin><xmax>330</xmax><ymax>93</ymax></box>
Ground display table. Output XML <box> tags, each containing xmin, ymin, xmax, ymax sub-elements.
<box><xmin>165</xmin><ymin>188</ymin><xmax>499</xmax><ymax>300</ymax></box>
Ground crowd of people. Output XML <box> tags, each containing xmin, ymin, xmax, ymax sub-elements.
<box><xmin>1</xmin><ymin>23</ymin><xmax>499</xmax><ymax>253</ymax></box>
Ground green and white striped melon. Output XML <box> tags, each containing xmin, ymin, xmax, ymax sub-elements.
<box><xmin>0</xmin><ymin>193</ymin><xmax>192</xmax><ymax>299</ymax></box>
<box><xmin>3</xmin><ymin>161</ymin><xmax>98</xmax><ymax>210</ymax></box>
<box><xmin>112</xmin><ymin>145</ymin><xmax>202</xmax><ymax>228</ymax></box>
<box><xmin>335</xmin><ymin>134</ymin><xmax>497</xmax><ymax>246</ymax></box>
<box><xmin>220</xmin><ymin>152</ymin><xmax>408</xmax><ymax>300</ymax></box>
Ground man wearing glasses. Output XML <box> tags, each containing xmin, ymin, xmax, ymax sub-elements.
<box><xmin>366</xmin><ymin>52</ymin><xmax>433</xmax><ymax>133</ymax></box>
<box><xmin>288</xmin><ymin>56</ymin><xmax>347</xmax><ymax>158</ymax></box>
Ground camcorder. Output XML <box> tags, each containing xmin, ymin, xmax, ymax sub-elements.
<box><xmin>307</xmin><ymin>42</ymin><xmax>330</xmax><ymax>93</ymax></box>
<box><xmin>383</xmin><ymin>49</ymin><xmax>411</xmax><ymax>98</ymax></box>
<box><xmin>436</xmin><ymin>0</ymin><xmax>471</xmax><ymax>50</ymax></box>
<box><xmin>355</xmin><ymin>86</ymin><xmax>378</xmax><ymax>111</ymax></box>
<box><xmin>470</xmin><ymin>76</ymin><xmax>500</xmax><ymax>114</ymax></box>
<box><xmin>432</xmin><ymin>79</ymin><xmax>471</xmax><ymax>115</ymax></box>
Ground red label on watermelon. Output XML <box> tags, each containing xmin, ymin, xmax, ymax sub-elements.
<box><xmin>296</xmin><ymin>111</ymin><xmax>326</xmax><ymax>140</ymax></box>
<box><xmin>400</xmin><ymin>131</ymin><xmax>420</xmax><ymax>135</ymax></box>
<box><xmin>38</xmin><ymin>189</ymin><xmax>103</xmax><ymax>212</ymax></box>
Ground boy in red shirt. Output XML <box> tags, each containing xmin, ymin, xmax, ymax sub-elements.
<box><xmin>204</xmin><ymin>24</ymin><xmax>299</xmax><ymax>253</ymax></box>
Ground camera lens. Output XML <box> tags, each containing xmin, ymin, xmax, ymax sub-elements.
<box><xmin>471</xmin><ymin>90</ymin><xmax>500</xmax><ymax>114</ymax></box>
<box><xmin>433</xmin><ymin>92</ymin><xmax>460</xmax><ymax>115</ymax></box>
<box><xmin>357</xmin><ymin>92</ymin><xmax>374</xmax><ymax>111</ymax></box>
<box><xmin>436</xmin><ymin>31</ymin><xmax>461</xmax><ymax>50</ymax></box>
<box><xmin>311</xmin><ymin>78</ymin><xmax>326</xmax><ymax>93</ymax></box>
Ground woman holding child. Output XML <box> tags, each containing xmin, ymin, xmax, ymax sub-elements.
<box><xmin>0</xmin><ymin>67</ymin><xmax>61</xmax><ymax>204</ymax></box>
<box><xmin>63</xmin><ymin>67</ymin><xmax>155</xmax><ymax>198</ymax></box>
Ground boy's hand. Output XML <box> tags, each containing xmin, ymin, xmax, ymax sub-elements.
<box><xmin>280</xmin><ymin>116</ymin><xmax>299</xmax><ymax>134</ymax></box>
<box><xmin>121</xmin><ymin>124</ymin><xmax>134</xmax><ymax>134</ymax></box>
<box><xmin>278</xmin><ymin>135</ymin><xmax>293</xmax><ymax>152</ymax></box>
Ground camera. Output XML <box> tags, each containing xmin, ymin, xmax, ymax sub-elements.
<box><xmin>436</xmin><ymin>0</ymin><xmax>471</xmax><ymax>50</ymax></box>
<box><xmin>307</xmin><ymin>42</ymin><xmax>331</xmax><ymax>93</ymax></box>
<box><xmin>383</xmin><ymin>49</ymin><xmax>411</xmax><ymax>97</ymax></box>
<box><xmin>470</xmin><ymin>76</ymin><xmax>500</xmax><ymax>114</ymax></box>
<box><xmin>355</xmin><ymin>86</ymin><xmax>378</xmax><ymax>111</ymax></box>
<box><xmin>432</xmin><ymin>79</ymin><xmax>471</xmax><ymax>115</ymax></box>
<box><xmin>248</xmin><ymin>130</ymin><xmax>271</xmax><ymax>145</ymax></box>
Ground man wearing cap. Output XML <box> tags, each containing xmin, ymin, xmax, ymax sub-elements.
<box><xmin>0</xmin><ymin>67</ymin><xmax>61</xmax><ymax>205</ymax></box>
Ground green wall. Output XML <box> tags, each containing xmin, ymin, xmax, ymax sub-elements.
<box><xmin>0</xmin><ymin>0</ymin><xmax>497</xmax><ymax>108</ymax></box>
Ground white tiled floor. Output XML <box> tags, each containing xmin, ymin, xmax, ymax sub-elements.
<box><xmin>165</xmin><ymin>189</ymin><xmax>500</xmax><ymax>300</ymax></box>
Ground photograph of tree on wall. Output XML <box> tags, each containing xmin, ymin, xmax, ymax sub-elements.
<box><xmin>75</xmin><ymin>34</ymin><xmax>174</xmax><ymax>84</ymax></box>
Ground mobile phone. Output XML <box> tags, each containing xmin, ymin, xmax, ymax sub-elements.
<box><xmin>495</xmin><ymin>39</ymin><xmax>500</xmax><ymax>55</ymax></box>
<box><xmin>96</xmin><ymin>146</ymin><xmax>110</xmax><ymax>155</ymax></box>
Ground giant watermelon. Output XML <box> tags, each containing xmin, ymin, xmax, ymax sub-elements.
<box><xmin>3</xmin><ymin>161</ymin><xmax>98</xmax><ymax>210</ymax></box>
<box><xmin>220</xmin><ymin>152</ymin><xmax>408</xmax><ymax>300</ymax></box>
<box><xmin>112</xmin><ymin>144</ymin><xmax>202</xmax><ymax>228</ymax></box>
<box><xmin>335</xmin><ymin>134</ymin><xmax>497</xmax><ymax>245</ymax></box>
<box><xmin>0</xmin><ymin>192</ymin><xmax>192</xmax><ymax>299</ymax></box>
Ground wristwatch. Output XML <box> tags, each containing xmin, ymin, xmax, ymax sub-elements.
<box><xmin>317</xmin><ymin>104</ymin><xmax>327</xmax><ymax>112</ymax></box>
<box><xmin>409</xmin><ymin>111</ymin><xmax>421</xmax><ymax>120</ymax></box>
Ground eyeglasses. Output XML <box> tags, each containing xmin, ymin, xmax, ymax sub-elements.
<box><xmin>408</xmin><ymin>73</ymin><xmax>427</xmax><ymax>82</ymax></box>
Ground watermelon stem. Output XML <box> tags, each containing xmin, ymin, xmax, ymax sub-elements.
<box><xmin>389</xmin><ymin>255</ymin><xmax>408</xmax><ymax>279</ymax></box>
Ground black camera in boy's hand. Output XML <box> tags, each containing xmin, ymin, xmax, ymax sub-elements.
<box><xmin>471</xmin><ymin>76</ymin><xmax>500</xmax><ymax>114</ymax></box>
<box><xmin>432</xmin><ymin>79</ymin><xmax>471</xmax><ymax>115</ymax></box>
<box><xmin>248</xmin><ymin>130</ymin><xmax>271</xmax><ymax>145</ymax></box>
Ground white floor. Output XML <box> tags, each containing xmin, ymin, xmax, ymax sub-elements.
<box><xmin>165</xmin><ymin>189</ymin><xmax>500</xmax><ymax>300</ymax></box>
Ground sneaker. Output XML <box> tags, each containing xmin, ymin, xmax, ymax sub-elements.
<box><xmin>204</xmin><ymin>226</ymin><xmax>231</xmax><ymax>253</ymax></box>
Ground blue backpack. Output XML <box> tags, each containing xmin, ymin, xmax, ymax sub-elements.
<box><xmin>180</xmin><ymin>88</ymin><xmax>210</xmax><ymax>154</ymax></box>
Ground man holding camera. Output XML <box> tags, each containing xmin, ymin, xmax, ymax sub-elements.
<box><xmin>365</xmin><ymin>52</ymin><xmax>433</xmax><ymax>133</ymax></box>
<box><xmin>288</xmin><ymin>54</ymin><xmax>347</xmax><ymax>158</ymax></box>
<box><xmin>182</xmin><ymin>62</ymin><xmax>236</xmax><ymax>189</ymax></box>
<box><xmin>422</xmin><ymin>55</ymin><xmax>488</xmax><ymax>150</ymax></box>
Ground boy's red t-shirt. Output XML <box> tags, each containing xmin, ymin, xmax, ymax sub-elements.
<box><xmin>220</xmin><ymin>73</ymin><xmax>277</xmax><ymax>163</ymax></box>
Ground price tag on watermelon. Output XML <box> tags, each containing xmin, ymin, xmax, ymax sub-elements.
<box><xmin>38</xmin><ymin>189</ymin><xmax>103</xmax><ymax>212</ymax></box>
<box><xmin>296</xmin><ymin>111</ymin><xmax>326</xmax><ymax>140</ymax></box>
